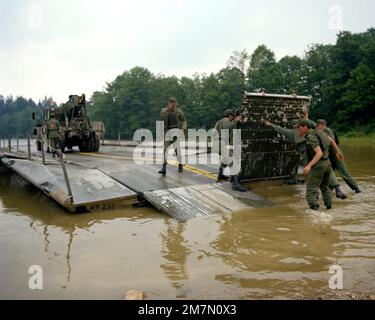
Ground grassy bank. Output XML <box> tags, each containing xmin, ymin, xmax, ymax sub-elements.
<box><xmin>340</xmin><ymin>132</ymin><xmax>375</xmax><ymax>144</ymax></box>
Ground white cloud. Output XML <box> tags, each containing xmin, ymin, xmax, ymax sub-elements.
<box><xmin>0</xmin><ymin>0</ymin><xmax>374</xmax><ymax>103</ymax></box>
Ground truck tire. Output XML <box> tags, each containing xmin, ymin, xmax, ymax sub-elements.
<box><xmin>60</xmin><ymin>141</ymin><xmax>66</xmax><ymax>154</ymax></box>
<box><xmin>36</xmin><ymin>141</ymin><xmax>42</xmax><ymax>151</ymax></box>
<box><xmin>88</xmin><ymin>132</ymin><xmax>95</xmax><ymax>152</ymax></box>
<box><xmin>93</xmin><ymin>133</ymin><xmax>100</xmax><ymax>152</ymax></box>
<box><xmin>79</xmin><ymin>137</ymin><xmax>89</xmax><ymax>152</ymax></box>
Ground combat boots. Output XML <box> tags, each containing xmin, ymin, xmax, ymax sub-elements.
<box><xmin>335</xmin><ymin>186</ymin><xmax>348</xmax><ymax>199</ymax></box>
<box><xmin>158</xmin><ymin>164</ymin><xmax>167</xmax><ymax>176</ymax></box>
<box><xmin>178</xmin><ymin>164</ymin><xmax>184</xmax><ymax>173</ymax></box>
<box><xmin>231</xmin><ymin>176</ymin><xmax>247</xmax><ymax>192</ymax></box>
<box><xmin>217</xmin><ymin>167</ymin><xmax>229</xmax><ymax>182</ymax></box>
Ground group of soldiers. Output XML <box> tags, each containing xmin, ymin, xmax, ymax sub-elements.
<box><xmin>159</xmin><ymin>97</ymin><xmax>362</xmax><ymax>210</ymax></box>
<box><xmin>264</xmin><ymin>115</ymin><xmax>362</xmax><ymax>210</ymax></box>
<box><xmin>44</xmin><ymin>96</ymin><xmax>361</xmax><ymax>211</ymax></box>
<box><xmin>158</xmin><ymin>98</ymin><xmax>247</xmax><ymax>192</ymax></box>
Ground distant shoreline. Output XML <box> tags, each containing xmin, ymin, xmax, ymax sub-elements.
<box><xmin>340</xmin><ymin>133</ymin><xmax>375</xmax><ymax>143</ymax></box>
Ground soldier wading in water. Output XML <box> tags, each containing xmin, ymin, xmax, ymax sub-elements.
<box><xmin>297</xmin><ymin>119</ymin><xmax>345</xmax><ymax>211</ymax></box>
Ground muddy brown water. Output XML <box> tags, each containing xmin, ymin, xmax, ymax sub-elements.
<box><xmin>0</xmin><ymin>141</ymin><xmax>374</xmax><ymax>300</ymax></box>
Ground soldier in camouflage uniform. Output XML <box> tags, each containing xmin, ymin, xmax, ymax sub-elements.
<box><xmin>46</xmin><ymin>113</ymin><xmax>61</xmax><ymax>158</ymax></box>
<box><xmin>264</xmin><ymin>119</ymin><xmax>307</xmax><ymax>161</ymax></box>
<box><xmin>215</xmin><ymin>109</ymin><xmax>246</xmax><ymax>192</ymax></box>
<box><xmin>158</xmin><ymin>97</ymin><xmax>187</xmax><ymax>175</ymax></box>
<box><xmin>297</xmin><ymin>119</ymin><xmax>336</xmax><ymax>210</ymax></box>
<box><xmin>264</xmin><ymin>119</ymin><xmax>348</xmax><ymax>199</ymax></box>
<box><xmin>316</xmin><ymin>119</ymin><xmax>362</xmax><ymax>194</ymax></box>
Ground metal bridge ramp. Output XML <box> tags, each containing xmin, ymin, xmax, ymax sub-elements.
<box><xmin>0</xmin><ymin>157</ymin><xmax>137</xmax><ymax>212</ymax></box>
<box><xmin>144</xmin><ymin>182</ymin><xmax>273</xmax><ymax>221</ymax></box>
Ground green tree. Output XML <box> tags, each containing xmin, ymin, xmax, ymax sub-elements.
<box><xmin>247</xmin><ymin>45</ymin><xmax>283</xmax><ymax>93</ymax></box>
<box><xmin>278</xmin><ymin>55</ymin><xmax>305</xmax><ymax>94</ymax></box>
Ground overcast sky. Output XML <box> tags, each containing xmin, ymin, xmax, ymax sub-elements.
<box><xmin>0</xmin><ymin>0</ymin><xmax>374</xmax><ymax>103</ymax></box>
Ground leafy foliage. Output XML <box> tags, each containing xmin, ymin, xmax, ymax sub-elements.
<box><xmin>0</xmin><ymin>96</ymin><xmax>45</xmax><ymax>137</ymax></box>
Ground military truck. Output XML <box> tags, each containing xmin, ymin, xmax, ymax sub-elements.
<box><xmin>34</xmin><ymin>94</ymin><xmax>102</xmax><ymax>153</ymax></box>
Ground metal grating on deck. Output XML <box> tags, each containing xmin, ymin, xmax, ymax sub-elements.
<box><xmin>238</xmin><ymin>92</ymin><xmax>310</xmax><ymax>181</ymax></box>
<box><xmin>144</xmin><ymin>182</ymin><xmax>273</xmax><ymax>221</ymax></box>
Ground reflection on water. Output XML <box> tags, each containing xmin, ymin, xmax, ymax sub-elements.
<box><xmin>0</xmin><ymin>142</ymin><xmax>374</xmax><ymax>299</ymax></box>
<box><xmin>160</xmin><ymin>221</ymin><xmax>191</xmax><ymax>291</ymax></box>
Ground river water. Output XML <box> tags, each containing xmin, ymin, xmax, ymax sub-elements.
<box><xmin>0</xmin><ymin>141</ymin><xmax>374</xmax><ymax>300</ymax></box>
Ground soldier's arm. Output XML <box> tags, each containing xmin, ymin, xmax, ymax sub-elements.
<box><xmin>214</xmin><ymin>120</ymin><xmax>221</xmax><ymax>131</ymax></box>
<box><xmin>328</xmin><ymin>136</ymin><xmax>344</xmax><ymax>161</ymax></box>
<box><xmin>304</xmin><ymin>146</ymin><xmax>323</xmax><ymax>176</ymax></box>
<box><xmin>221</xmin><ymin>119</ymin><xmax>239</xmax><ymax>130</ymax></box>
<box><xmin>178</xmin><ymin>109</ymin><xmax>188</xmax><ymax>131</ymax></box>
<box><xmin>229</xmin><ymin>120</ymin><xmax>240</xmax><ymax>129</ymax></box>
<box><xmin>303</xmin><ymin>134</ymin><xmax>322</xmax><ymax>176</ymax></box>
<box><xmin>160</xmin><ymin>109</ymin><xmax>166</xmax><ymax>121</ymax></box>
<box><xmin>269</xmin><ymin>124</ymin><xmax>295</xmax><ymax>142</ymax></box>
<box><xmin>307</xmin><ymin>146</ymin><xmax>323</xmax><ymax>167</ymax></box>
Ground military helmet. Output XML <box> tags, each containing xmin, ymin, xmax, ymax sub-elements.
<box><xmin>317</xmin><ymin>119</ymin><xmax>327</xmax><ymax>126</ymax></box>
<box><xmin>223</xmin><ymin>109</ymin><xmax>235</xmax><ymax>117</ymax></box>
<box><xmin>308</xmin><ymin>120</ymin><xmax>316</xmax><ymax>129</ymax></box>
<box><xmin>168</xmin><ymin>97</ymin><xmax>177</xmax><ymax>103</ymax></box>
<box><xmin>292</xmin><ymin>120</ymin><xmax>299</xmax><ymax>128</ymax></box>
<box><xmin>297</xmin><ymin>118</ymin><xmax>314</xmax><ymax>128</ymax></box>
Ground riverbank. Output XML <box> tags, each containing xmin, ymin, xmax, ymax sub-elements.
<box><xmin>340</xmin><ymin>133</ymin><xmax>375</xmax><ymax>144</ymax></box>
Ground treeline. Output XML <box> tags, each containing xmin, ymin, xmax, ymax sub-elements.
<box><xmin>0</xmin><ymin>96</ymin><xmax>50</xmax><ymax>137</ymax></box>
<box><xmin>89</xmin><ymin>28</ymin><xmax>375</xmax><ymax>139</ymax></box>
<box><xmin>1</xmin><ymin>29</ymin><xmax>374</xmax><ymax>139</ymax></box>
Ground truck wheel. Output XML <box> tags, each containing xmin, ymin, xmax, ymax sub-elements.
<box><xmin>60</xmin><ymin>141</ymin><xmax>66</xmax><ymax>154</ymax></box>
<box><xmin>78</xmin><ymin>138</ymin><xmax>89</xmax><ymax>152</ymax></box>
<box><xmin>88</xmin><ymin>133</ymin><xmax>95</xmax><ymax>152</ymax></box>
<box><xmin>93</xmin><ymin>133</ymin><xmax>100</xmax><ymax>152</ymax></box>
<box><xmin>95</xmin><ymin>135</ymin><xmax>100</xmax><ymax>152</ymax></box>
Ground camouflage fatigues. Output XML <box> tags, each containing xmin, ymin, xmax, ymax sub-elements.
<box><xmin>215</xmin><ymin>118</ymin><xmax>239</xmax><ymax>143</ymax></box>
<box><xmin>215</xmin><ymin>117</ymin><xmax>240</xmax><ymax>171</ymax></box>
<box><xmin>46</xmin><ymin>118</ymin><xmax>61</xmax><ymax>153</ymax></box>
<box><xmin>305</xmin><ymin>130</ymin><xmax>332</xmax><ymax>208</ymax></box>
<box><xmin>160</xmin><ymin>107</ymin><xmax>187</xmax><ymax>165</ymax></box>
<box><xmin>323</xmin><ymin>127</ymin><xmax>359</xmax><ymax>191</ymax></box>
<box><xmin>269</xmin><ymin>124</ymin><xmax>339</xmax><ymax>188</ymax></box>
